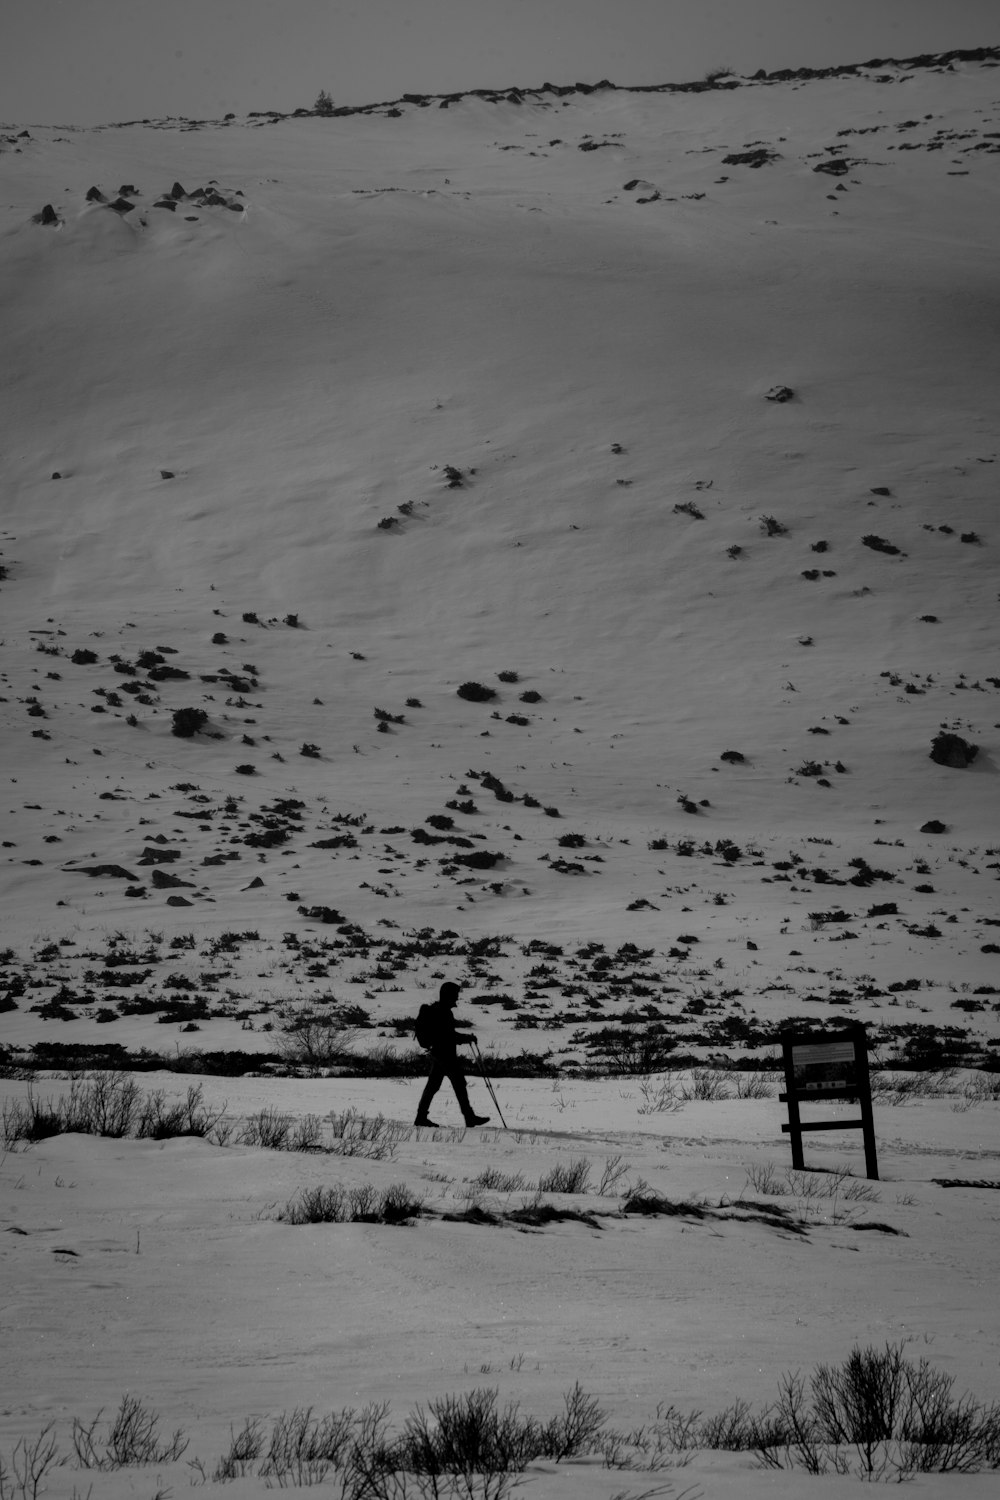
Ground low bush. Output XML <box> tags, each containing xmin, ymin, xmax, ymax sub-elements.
<box><xmin>681</xmin><ymin>1068</ymin><xmax>732</xmax><ymax>1101</ymax></box>
<box><xmin>399</xmin><ymin>1382</ymin><xmax>606</xmax><ymax>1480</ymax></box>
<box><xmin>135</xmin><ymin>1083</ymin><xmax>231</xmax><ymax>1141</ymax></box>
<box><xmin>281</xmin><ymin>1181</ymin><xmax>425</xmax><ymax>1225</ymax></box>
<box><xmin>2</xmin><ymin>1074</ymin><xmax>229</xmax><ymax>1148</ymax></box>
<box><xmin>537</xmin><ymin>1158</ymin><xmax>591</xmax><ymax>1193</ymax></box>
<box><xmin>472</xmin><ymin>1167</ymin><xmax>526</xmax><ymax>1192</ymax></box>
<box><xmin>862</xmin><ymin>533</ymin><xmax>902</xmax><ymax>555</ymax></box>
<box><xmin>327</xmin><ymin>1110</ymin><xmax>407</xmax><ymax>1158</ymax></box>
<box><xmin>457</xmin><ymin>681</ymin><xmax>497</xmax><ymax>702</ymax></box>
<box><xmin>171</xmin><ymin>707</ymin><xmax>208</xmax><ymax>737</ymax></box>
<box><xmin>72</xmin><ymin>1394</ymin><xmax>189</xmax><ymax>1469</ymax></box>
<box><xmin>929</xmin><ymin>731</ymin><xmax>978</xmax><ymax>768</ymax></box>
<box><xmin>239</xmin><ymin>1107</ymin><xmax>296</xmax><ymax>1150</ymax></box>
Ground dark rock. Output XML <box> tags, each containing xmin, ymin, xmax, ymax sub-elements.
<box><xmin>151</xmin><ymin>869</ymin><xmax>194</xmax><ymax>889</ymax></box>
<box><xmin>920</xmin><ymin>820</ymin><xmax>947</xmax><ymax>833</ymax></box>
<box><xmin>766</xmin><ymin>385</ymin><xmax>795</xmax><ymax>402</ymax></box>
<box><xmin>108</xmin><ymin>197</ymin><xmax>136</xmax><ymax>214</ymax></box>
<box><xmin>153</xmin><ymin>199</ymin><xmax>177</xmax><ymax>211</ymax></box>
<box><xmin>118</xmin><ymin>184</ymin><xmax>139</xmax><ymax>196</ymax></box>
<box><xmin>170</xmin><ymin>181</ymin><xmax>187</xmax><ymax>199</ymax></box>
<box><xmin>65</xmin><ymin>864</ymin><xmax>139</xmax><ymax>881</ymax></box>
<box><xmin>137</xmin><ymin>848</ymin><xmax>181</xmax><ymax>865</ymax></box>
<box><xmin>85</xmin><ymin>186</ymin><xmax>106</xmax><ymax>202</ymax></box>
<box><xmin>166</xmin><ymin>895</ymin><xmax>194</xmax><ymax>906</ymax></box>
<box><xmin>32</xmin><ymin>204</ymin><xmax>59</xmax><ymax>225</ymax></box>
<box><xmin>813</xmin><ymin>158</ymin><xmax>851</xmax><ymax>176</ymax></box>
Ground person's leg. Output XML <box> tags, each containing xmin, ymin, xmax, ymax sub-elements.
<box><xmin>415</xmin><ymin>1057</ymin><xmax>446</xmax><ymax>1123</ymax></box>
<box><xmin>445</xmin><ymin>1060</ymin><xmax>488</xmax><ymax>1125</ymax></box>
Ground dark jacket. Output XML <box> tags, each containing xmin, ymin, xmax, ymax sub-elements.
<box><xmin>423</xmin><ymin>1000</ymin><xmax>467</xmax><ymax>1059</ymax></box>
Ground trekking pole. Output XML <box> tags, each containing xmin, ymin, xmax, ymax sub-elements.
<box><xmin>472</xmin><ymin>1041</ymin><xmax>508</xmax><ymax>1129</ymax></box>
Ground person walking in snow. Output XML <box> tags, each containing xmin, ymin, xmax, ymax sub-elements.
<box><xmin>413</xmin><ymin>981</ymin><xmax>489</xmax><ymax>1127</ymax></box>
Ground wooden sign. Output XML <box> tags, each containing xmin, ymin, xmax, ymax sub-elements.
<box><xmin>780</xmin><ymin>1023</ymin><xmax>878</xmax><ymax>1179</ymax></box>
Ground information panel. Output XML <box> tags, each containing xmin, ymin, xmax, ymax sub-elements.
<box><xmin>780</xmin><ymin>1024</ymin><xmax>878</xmax><ymax>1179</ymax></box>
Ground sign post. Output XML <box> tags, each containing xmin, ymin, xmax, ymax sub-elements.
<box><xmin>780</xmin><ymin>1022</ymin><xmax>878</xmax><ymax>1179</ymax></box>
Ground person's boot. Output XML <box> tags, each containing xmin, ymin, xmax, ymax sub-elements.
<box><xmin>414</xmin><ymin>1116</ymin><xmax>440</xmax><ymax>1127</ymax></box>
<box><xmin>464</xmin><ymin>1113</ymin><xmax>490</xmax><ymax>1126</ymax></box>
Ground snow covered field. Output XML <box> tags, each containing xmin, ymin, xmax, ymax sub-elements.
<box><xmin>1</xmin><ymin>47</ymin><xmax>999</xmax><ymax>1496</ymax></box>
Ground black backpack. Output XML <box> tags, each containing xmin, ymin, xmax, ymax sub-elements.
<box><xmin>414</xmin><ymin>1002</ymin><xmax>437</xmax><ymax>1049</ymax></box>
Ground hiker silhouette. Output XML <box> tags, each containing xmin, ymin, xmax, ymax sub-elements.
<box><xmin>414</xmin><ymin>981</ymin><xmax>489</xmax><ymax>1127</ymax></box>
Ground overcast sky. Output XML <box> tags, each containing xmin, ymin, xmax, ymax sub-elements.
<box><xmin>3</xmin><ymin>0</ymin><xmax>997</xmax><ymax>127</ymax></box>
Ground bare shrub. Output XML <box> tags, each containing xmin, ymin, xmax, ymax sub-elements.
<box><xmin>597</xmin><ymin>1154</ymin><xmax>631</xmax><ymax>1196</ymax></box>
<box><xmin>239</xmin><ymin>1107</ymin><xmax>294</xmax><ymax>1150</ymax></box>
<box><xmin>473</xmin><ymin>1167</ymin><xmax>526</xmax><ymax>1192</ymax></box>
<box><xmin>680</xmin><ymin>1069</ymin><xmax>731</xmax><ymax>1101</ymax></box>
<box><xmin>955</xmin><ymin>1072</ymin><xmax>1000</xmax><ymax>1109</ymax></box>
<box><xmin>258</xmin><ymin>1406</ymin><xmax>360</xmax><ymax>1486</ymax></box>
<box><xmin>735</xmin><ymin>1072</ymin><xmax>773</xmax><ymax>1099</ymax></box>
<box><xmin>0</xmin><ymin>1424</ymin><xmax>61</xmax><ymax>1500</ymax></box>
<box><xmin>378</xmin><ymin>1183</ymin><xmax>426</xmax><ymax>1224</ymax></box>
<box><xmin>636</xmin><ymin>1077</ymin><xmax>682</xmax><ymax>1114</ymax></box>
<box><xmin>277</xmin><ymin>1016</ymin><xmax>357</xmax><ymax>1069</ymax></box>
<box><xmin>280</xmin><ymin>1182</ymin><xmax>425</xmax><ymax>1225</ymax></box>
<box><xmin>72</xmin><ymin>1395</ymin><xmax>188</xmax><ymax>1469</ymax></box>
<box><xmin>134</xmin><ymin>1084</ymin><xmax>229</xmax><ymax>1141</ymax></box>
<box><xmin>399</xmin><ymin>1381</ymin><xmax>606</xmax><ymax>1483</ymax></box>
<box><xmin>283</xmin><ymin>1184</ymin><xmax>349</xmax><ymax>1223</ymax></box>
<box><xmin>537</xmin><ymin>1158</ymin><xmax>591</xmax><ymax>1194</ymax></box>
<box><xmin>64</xmin><ymin>1073</ymin><xmax>142</xmax><ymax>1137</ymax></box>
<box><xmin>869</xmin><ymin>1070</ymin><xmax>954</xmax><ymax>1105</ymax></box>
<box><xmin>743</xmin><ymin>1162</ymin><xmax>787</xmax><ymax>1196</ymax></box>
<box><xmin>747</xmin><ymin>1343</ymin><xmax>1000</xmax><ymax>1477</ymax></box>
<box><xmin>327</xmin><ymin>1109</ymin><xmax>406</xmax><ymax>1159</ymax></box>
<box><xmin>289</xmin><ymin>1114</ymin><xmax>325</xmax><ymax>1151</ymax></box>
<box><xmin>212</xmin><ymin>1417</ymin><xmax>265</xmax><ymax>1481</ymax></box>
<box><xmin>595</xmin><ymin>1029</ymin><xmax>678</xmax><ymax>1076</ymax></box>
<box><xmin>2</xmin><ymin>1075</ymin><xmax>144</xmax><ymax>1145</ymax></box>
<box><xmin>1</xmin><ymin>1090</ymin><xmax>63</xmax><ymax>1146</ymax></box>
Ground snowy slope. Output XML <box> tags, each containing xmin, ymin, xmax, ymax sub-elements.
<box><xmin>0</xmin><ymin>58</ymin><xmax>999</xmax><ymax>1062</ymax></box>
